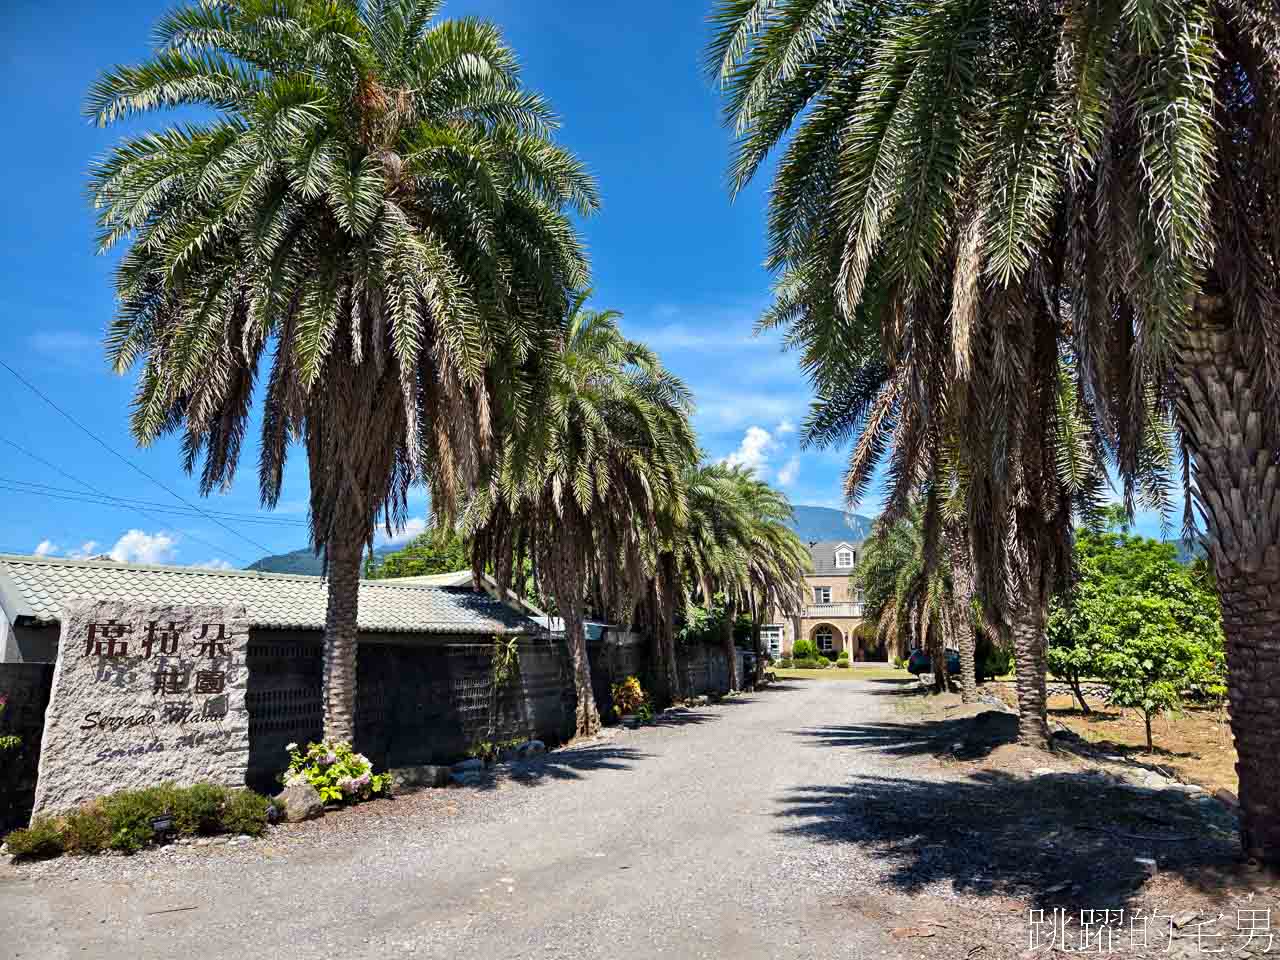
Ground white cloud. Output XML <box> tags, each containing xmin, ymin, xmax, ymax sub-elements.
<box><xmin>69</xmin><ymin>541</ymin><xmax>100</xmax><ymax>559</ymax></box>
<box><xmin>777</xmin><ymin>456</ymin><xmax>800</xmax><ymax>486</ymax></box>
<box><xmin>192</xmin><ymin>558</ymin><xmax>235</xmax><ymax>571</ymax></box>
<box><xmin>108</xmin><ymin>530</ymin><xmax>177</xmax><ymax>565</ymax></box>
<box><xmin>776</xmin><ymin>418</ymin><xmax>797</xmax><ymax>435</ymax></box>
<box><xmin>33</xmin><ymin>539</ymin><xmax>60</xmax><ymax>557</ymax></box>
<box><xmin>376</xmin><ymin>517</ymin><xmax>428</xmax><ymax>548</ymax></box>
<box><xmin>644</xmin><ymin>324</ymin><xmax>755</xmax><ymax>352</ymax></box>
<box><xmin>722</xmin><ymin>425</ymin><xmax>778</xmax><ymax>476</ymax></box>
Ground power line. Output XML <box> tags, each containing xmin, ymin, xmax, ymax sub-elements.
<box><xmin>0</xmin><ymin>358</ymin><xmax>275</xmax><ymax>555</ymax></box>
<box><xmin>0</xmin><ymin>435</ymin><xmax>249</xmax><ymax>566</ymax></box>
<box><xmin>0</xmin><ymin>476</ymin><xmax>309</xmax><ymax>526</ymax></box>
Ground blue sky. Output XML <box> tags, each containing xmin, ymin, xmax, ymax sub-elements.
<box><xmin>0</xmin><ymin>0</ymin><xmax>1160</xmax><ymax>569</ymax></box>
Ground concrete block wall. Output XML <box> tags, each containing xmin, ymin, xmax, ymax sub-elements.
<box><xmin>0</xmin><ymin>663</ymin><xmax>54</xmax><ymax>832</ymax></box>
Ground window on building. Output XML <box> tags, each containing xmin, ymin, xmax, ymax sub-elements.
<box><xmin>815</xmin><ymin>628</ymin><xmax>834</xmax><ymax>652</ymax></box>
<box><xmin>761</xmin><ymin>625</ymin><xmax>783</xmax><ymax>657</ymax></box>
<box><xmin>813</xmin><ymin>586</ymin><xmax>831</xmax><ymax>604</ymax></box>
<box><xmin>834</xmin><ymin>548</ymin><xmax>855</xmax><ymax>569</ymax></box>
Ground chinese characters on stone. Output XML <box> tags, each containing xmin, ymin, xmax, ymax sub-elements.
<box><xmin>1028</xmin><ymin>908</ymin><xmax>1274</xmax><ymax>953</ymax></box>
<box><xmin>83</xmin><ymin>619</ymin><xmax>231</xmax><ymax>697</ymax></box>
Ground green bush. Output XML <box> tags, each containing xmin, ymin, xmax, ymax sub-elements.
<box><xmin>792</xmin><ymin>657</ymin><xmax>829</xmax><ymax>670</ymax></box>
<box><xmin>983</xmin><ymin>647</ymin><xmax>1014</xmax><ymax>678</ymax></box>
<box><xmin>777</xmin><ymin>657</ymin><xmax>793</xmax><ymax>668</ymax></box>
<box><xmin>101</xmin><ymin>788</ymin><xmax>166</xmax><ymax>852</ymax></box>
<box><xmin>221</xmin><ymin>789</ymin><xmax>270</xmax><ymax>837</ymax></box>
<box><xmin>172</xmin><ymin>783</ymin><xmax>227</xmax><ymax>836</ymax></box>
<box><xmin>791</xmin><ymin>639</ymin><xmax>819</xmax><ymax>660</ymax></box>
<box><xmin>893</xmin><ymin>655</ymin><xmax>908</xmax><ymax>670</ymax></box>
<box><xmin>62</xmin><ymin>804</ymin><xmax>111</xmax><ymax>854</ymax></box>
<box><xmin>837</xmin><ymin>649</ymin><xmax>850</xmax><ymax>661</ymax></box>
<box><xmin>836</xmin><ymin>660</ymin><xmax>851</xmax><ymax>669</ymax></box>
<box><xmin>3</xmin><ymin>817</ymin><xmax>65</xmax><ymax>859</ymax></box>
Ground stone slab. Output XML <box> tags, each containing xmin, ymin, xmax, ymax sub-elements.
<box><xmin>31</xmin><ymin>601</ymin><xmax>250</xmax><ymax>819</ymax></box>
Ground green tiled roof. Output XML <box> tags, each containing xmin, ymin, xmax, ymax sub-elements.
<box><xmin>0</xmin><ymin>555</ymin><xmax>535</xmax><ymax>635</ymax></box>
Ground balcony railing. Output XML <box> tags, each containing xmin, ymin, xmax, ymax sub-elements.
<box><xmin>804</xmin><ymin>602</ymin><xmax>865</xmax><ymax>619</ymax></box>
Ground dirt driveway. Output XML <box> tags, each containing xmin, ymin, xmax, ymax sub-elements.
<box><xmin>0</xmin><ymin>677</ymin><xmax>1269</xmax><ymax>960</ymax></box>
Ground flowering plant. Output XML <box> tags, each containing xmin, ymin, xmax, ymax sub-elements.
<box><xmin>282</xmin><ymin>740</ymin><xmax>389</xmax><ymax>803</ymax></box>
<box><xmin>611</xmin><ymin>676</ymin><xmax>647</xmax><ymax>716</ymax></box>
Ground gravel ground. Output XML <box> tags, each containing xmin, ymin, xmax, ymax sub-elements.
<box><xmin>0</xmin><ymin>678</ymin><xmax>941</xmax><ymax>960</ymax></box>
<box><xmin>2</xmin><ymin>677</ymin><xmax>1262</xmax><ymax>960</ymax></box>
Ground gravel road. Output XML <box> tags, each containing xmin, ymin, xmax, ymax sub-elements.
<box><xmin>1</xmin><ymin>678</ymin><xmax>945</xmax><ymax>960</ymax></box>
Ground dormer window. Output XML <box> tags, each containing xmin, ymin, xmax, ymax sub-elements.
<box><xmin>834</xmin><ymin>548</ymin><xmax>855</xmax><ymax>569</ymax></box>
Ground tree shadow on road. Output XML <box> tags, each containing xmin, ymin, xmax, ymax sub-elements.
<box><xmin>774</xmin><ymin>768</ymin><xmax>1243</xmax><ymax>915</ymax></box>
<box><xmin>489</xmin><ymin>744</ymin><xmax>650</xmax><ymax>789</ymax></box>
<box><xmin>791</xmin><ymin>711</ymin><xmax>1021</xmax><ymax>760</ymax></box>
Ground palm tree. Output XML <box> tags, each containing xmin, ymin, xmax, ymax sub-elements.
<box><xmin>666</xmin><ymin>462</ymin><xmax>752</xmax><ymax>695</ymax></box>
<box><xmin>466</xmin><ymin>295</ymin><xmax>697</xmax><ymax>737</ymax></box>
<box><xmin>709</xmin><ymin>0</ymin><xmax>1222</xmax><ymax>753</ymax></box>
<box><xmin>855</xmin><ymin>499</ymin><xmax>960</xmax><ymax>693</ymax></box>
<box><xmin>733</xmin><ymin>471</ymin><xmax>811</xmax><ymax>685</ymax></box>
<box><xmin>88</xmin><ymin>0</ymin><xmax>597</xmax><ymax>742</ymax></box>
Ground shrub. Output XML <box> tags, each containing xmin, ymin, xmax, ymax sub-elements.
<box><xmin>611</xmin><ymin>675</ymin><xmax>647</xmax><ymax>715</ymax></box>
<box><xmin>893</xmin><ymin>655</ymin><xmax>908</xmax><ymax>670</ymax></box>
<box><xmin>4</xmin><ymin>817</ymin><xmax>64</xmax><ymax>859</ymax></box>
<box><xmin>791</xmin><ymin>639</ymin><xmax>819</xmax><ymax>660</ymax></box>
<box><xmin>837</xmin><ymin>649</ymin><xmax>850</xmax><ymax>661</ymax></box>
<box><xmin>172</xmin><ymin>783</ymin><xmax>227</xmax><ymax>836</ymax></box>
<box><xmin>221</xmin><ymin>789</ymin><xmax>270</xmax><ymax>836</ymax></box>
<box><xmin>284</xmin><ymin>740</ymin><xmax>389</xmax><ymax>803</ymax></box>
<box><xmin>983</xmin><ymin>647</ymin><xmax>1014</xmax><ymax>678</ymax></box>
<box><xmin>793</xmin><ymin>657</ymin><xmax>828</xmax><ymax>670</ymax></box>
<box><xmin>62</xmin><ymin>804</ymin><xmax>110</xmax><ymax>854</ymax></box>
<box><xmin>101</xmin><ymin>788</ymin><xmax>167</xmax><ymax>852</ymax></box>
<box><xmin>836</xmin><ymin>660</ymin><xmax>851</xmax><ymax>669</ymax></box>
<box><xmin>777</xmin><ymin>657</ymin><xmax>793</xmax><ymax>668</ymax></box>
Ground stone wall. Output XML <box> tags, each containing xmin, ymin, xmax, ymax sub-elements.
<box><xmin>244</xmin><ymin>630</ymin><xmax>579</xmax><ymax>791</ymax></box>
<box><xmin>5</xmin><ymin>626</ymin><xmax>737</xmax><ymax>814</ymax></box>
<box><xmin>0</xmin><ymin>663</ymin><xmax>54</xmax><ymax>832</ymax></box>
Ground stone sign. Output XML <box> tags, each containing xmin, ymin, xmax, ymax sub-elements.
<box><xmin>31</xmin><ymin>600</ymin><xmax>250</xmax><ymax>819</ymax></box>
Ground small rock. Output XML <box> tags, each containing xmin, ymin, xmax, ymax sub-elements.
<box><xmin>516</xmin><ymin>740</ymin><xmax>546</xmax><ymax>758</ymax></box>
<box><xmin>389</xmin><ymin>765</ymin><xmax>452</xmax><ymax>790</ymax></box>
<box><xmin>1031</xmin><ymin>767</ymin><xmax>1056</xmax><ymax>776</ymax></box>
<box><xmin>450</xmin><ymin>771</ymin><xmax>481</xmax><ymax>786</ymax></box>
<box><xmin>1214</xmin><ymin>788</ymin><xmax>1239</xmax><ymax>808</ymax></box>
<box><xmin>274</xmin><ymin>782</ymin><xmax>324</xmax><ymax>822</ymax></box>
<box><xmin>1135</xmin><ymin>857</ymin><xmax>1158</xmax><ymax>878</ymax></box>
<box><xmin>1166</xmin><ymin>783</ymin><xmax>1205</xmax><ymax>795</ymax></box>
<box><xmin>1173</xmin><ymin>911</ymin><xmax>1198</xmax><ymax>929</ymax></box>
<box><xmin>452</xmin><ymin>758</ymin><xmax>485</xmax><ymax>773</ymax></box>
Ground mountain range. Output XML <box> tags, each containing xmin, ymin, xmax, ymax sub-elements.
<box><xmin>244</xmin><ymin>505</ymin><xmax>875</xmax><ymax>574</ymax></box>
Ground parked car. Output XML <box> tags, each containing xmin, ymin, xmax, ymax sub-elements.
<box><xmin>907</xmin><ymin>647</ymin><xmax>960</xmax><ymax>677</ymax></box>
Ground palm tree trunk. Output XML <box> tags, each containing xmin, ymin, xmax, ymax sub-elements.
<box><xmin>721</xmin><ymin>600</ymin><xmax>740</xmax><ymax>691</ymax></box>
<box><xmin>562</xmin><ymin>595</ymin><xmax>600</xmax><ymax>738</ymax></box>
<box><xmin>322</xmin><ymin>533</ymin><xmax>362</xmax><ymax>743</ymax></box>
<box><xmin>1174</xmin><ymin>314</ymin><xmax>1280</xmax><ymax>865</ymax></box>
<box><xmin>927</xmin><ymin>619</ymin><xmax>946</xmax><ymax>694</ymax></box>
<box><xmin>947</xmin><ymin>525</ymin><xmax>978</xmax><ymax>703</ymax></box>
<box><xmin>656</xmin><ymin>562</ymin><xmax>682</xmax><ymax>703</ymax></box>
<box><xmin>1006</xmin><ymin>596</ymin><xmax>1050</xmax><ymax>749</ymax></box>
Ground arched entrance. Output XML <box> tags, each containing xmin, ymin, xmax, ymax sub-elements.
<box><xmin>809</xmin><ymin>623</ymin><xmax>842</xmax><ymax>657</ymax></box>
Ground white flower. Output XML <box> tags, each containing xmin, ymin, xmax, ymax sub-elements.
<box><xmin>286</xmin><ymin>742</ymin><xmax>298</xmax><ymax>752</ymax></box>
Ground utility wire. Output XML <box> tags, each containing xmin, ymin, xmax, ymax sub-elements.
<box><xmin>0</xmin><ymin>358</ymin><xmax>275</xmax><ymax>555</ymax></box>
<box><xmin>0</xmin><ymin>435</ymin><xmax>249</xmax><ymax>565</ymax></box>
<box><xmin>0</xmin><ymin>476</ymin><xmax>309</xmax><ymax>526</ymax></box>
